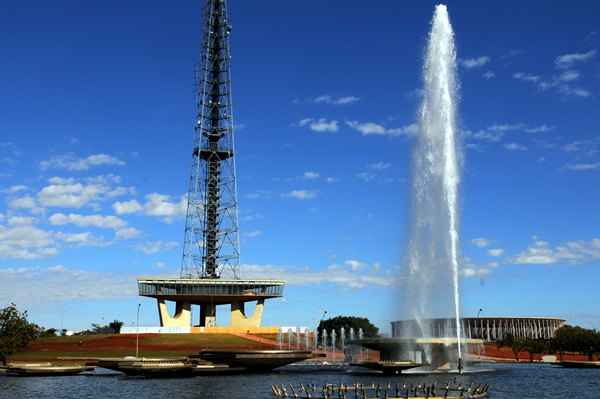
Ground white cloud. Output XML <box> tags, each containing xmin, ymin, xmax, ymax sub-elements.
<box><xmin>8</xmin><ymin>196</ymin><xmax>38</xmax><ymax>210</ymax></box>
<box><xmin>115</xmin><ymin>227</ymin><xmax>140</xmax><ymax>240</ymax></box>
<box><xmin>36</xmin><ymin>175</ymin><xmax>134</xmax><ymax>209</ymax></box>
<box><xmin>462</xmin><ymin>267</ymin><xmax>491</xmax><ymax>278</ymax></box>
<box><xmin>504</xmin><ymin>142</ymin><xmax>528</xmax><ymax>151</ymax></box>
<box><xmin>7</xmin><ymin>216</ymin><xmax>36</xmax><ymax>226</ymax></box>
<box><xmin>525</xmin><ymin>125</ymin><xmax>554</xmax><ymax>133</ymax></box>
<box><xmin>142</xmin><ymin>193</ymin><xmax>187</xmax><ymax>222</ymax></box>
<box><xmin>558</xmin><ymin>70</ymin><xmax>580</xmax><ymax>82</ymax></box>
<box><xmin>0</xmin><ymin>266</ymin><xmax>137</xmax><ymax>305</ymax></box>
<box><xmin>369</xmin><ymin>162</ymin><xmax>391</xmax><ymax>170</ymax></box>
<box><xmin>303</xmin><ymin>171</ymin><xmax>320</xmax><ymax>180</ymax></box>
<box><xmin>471</xmin><ymin>238</ymin><xmax>491</xmax><ymax>248</ymax></box>
<box><xmin>245</xmin><ymin>230</ymin><xmax>262</xmax><ymax>238</ymax></box>
<box><xmin>232</xmin><ymin>261</ymin><xmax>396</xmax><ymax>289</ymax></box>
<box><xmin>460</xmin><ymin>56</ymin><xmax>491</xmax><ymax>69</ymax></box>
<box><xmin>346</xmin><ymin>121</ymin><xmax>386</xmax><ymax>135</ymax></box>
<box><xmin>313</xmin><ymin>95</ymin><xmax>360</xmax><ymax>105</ymax></box>
<box><xmin>49</xmin><ymin>213</ymin><xmax>127</xmax><ymax>230</ymax></box>
<box><xmin>483</xmin><ymin>71</ymin><xmax>495</xmax><ymax>79</ymax></box>
<box><xmin>513</xmin><ymin>72</ymin><xmax>541</xmax><ymax>83</ymax></box>
<box><xmin>298</xmin><ymin>118</ymin><xmax>339</xmax><ymax>133</ymax></box>
<box><xmin>0</xmin><ymin>225</ymin><xmax>57</xmax><ymax>260</ymax></box>
<box><xmin>564</xmin><ymin>162</ymin><xmax>600</xmax><ymax>171</ymax></box>
<box><xmin>4</xmin><ymin>185</ymin><xmax>27</xmax><ymax>194</ymax></box>
<box><xmin>558</xmin><ymin>85</ymin><xmax>591</xmax><ymax>98</ymax></box>
<box><xmin>555</xmin><ymin>50</ymin><xmax>597</xmax><ymax>69</ymax></box>
<box><xmin>136</xmin><ymin>240</ymin><xmax>179</xmax><ymax>255</ymax></box>
<box><xmin>515</xmin><ymin>67</ymin><xmax>591</xmax><ymax>98</ymax></box>
<box><xmin>112</xmin><ymin>199</ymin><xmax>143</xmax><ymax>214</ymax></box>
<box><xmin>488</xmin><ymin>248</ymin><xmax>504</xmax><ymax>257</ymax></box>
<box><xmin>346</xmin><ymin>121</ymin><xmax>418</xmax><ymax>137</ymax></box>
<box><xmin>513</xmin><ymin>238</ymin><xmax>600</xmax><ymax>265</ymax></box>
<box><xmin>325</xmin><ymin>177</ymin><xmax>338</xmax><ymax>183</ymax></box>
<box><xmin>489</xmin><ymin>123</ymin><xmax>525</xmax><ymax>132</ymax></box>
<box><xmin>245</xmin><ymin>190</ymin><xmax>272</xmax><ymax>200</ymax></box>
<box><xmin>344</xmin><ymin>259</ymin><xmax>365</xmax><ymax>271</ymax></box>
<box><xmin>355</xmin><ymin>172</ymin><xmax>376</xmax><ymax>182</ymax></box>
<box><xmin>54</xmin><ymin>231</ymin><xmax>108</xmax><ymax>246</ymax></box>
<box><xmin>40</xmin><ymin>153</ymin><xmax>125</xmax><ymax>171</ymax></box>
<box><xmin>282</xmin><ymin>190</ymin><xmax>317</xmax><ymax>200</ymax></box>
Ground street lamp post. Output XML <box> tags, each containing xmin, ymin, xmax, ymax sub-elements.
<box><xmin>477</xmin><ymin>308</ymin><xmax>483</xmax><ymax>360</ymax></box>
<box><xmin>316</xmin><ymin>310</ymin><xmax>327</xmax><ymax>351</ymax></box>
<box><xmin>136</xmin><ymin>303</ymin><xmax>141</xmax><ymax>359</ymax></box>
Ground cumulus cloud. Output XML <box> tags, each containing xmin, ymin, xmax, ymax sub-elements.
<box><xmin>504</xmin><ymin>142</ymin><xmax>528</xmax><ymax>151</ymax></box>
<box><xmin>302</xmin><ymin>171</ymin><xmax>320</xmax><ymax>180</ymax></box>
<box><xmin>482</xmin><ymin>71</ymin><xmax>495</xmax><ymax>79</ymax></box>
<box><xmin>298</xmin><ymin>118</ymin><xmax>339</xmax><ymax>133</ymax></box>
<box><xmin>0</xmin><ymin>266</ymin><xmax>137</xmax><ymax>305</ymax></box>
<box><xmin>142</xmin><ymin>193</ymin><xmax>187</xmax><ymax>222</ymax></box>
<box><xmin>48</xmin><ymin>212</ymin><xmax>139</xmax><ymax>241</ymax></box>
<box><xmin>368</xmin><ymin>162</ymin><xmax>391</xmax><ymax>170</ymax></box>
<box><xmin>355</xmin><ymin>172</ymin><xmax>376</xmax><ymax>182</ymax></box>
<box><xmin>34</xmin><ymin>175</ymin><xmax>134</xmax><ymax>210</ymax></box>
<box><xmin>112</xmin><ymin>199</ymin><xmax>143</xmax><ymax>214</ymax></box>
<box><xmin>471</xmin><ymin>238</ymin><xmax>491</xmax><ymax>248</ymax></box>
<box><xmin>555</xmin><ymin>50</ymin><xmax>597</xmax><ymax>69</ymax></box>
<box><xmin>245</xmin><ymin>230</ymin><xmax>262</xmax><ymax>238</ymax></box>
<box><xmin>282</xmin><ymin>190</ymin><xmax>317</xmax><ymax>200</ymax></box>
<box><xmin>564</xmin><ymin>162</ymin><xmax>600</xmax><ymax>171</ymax></box>
<box><xmin>49</xmin><ymin>213</ymin><xmax>127</xmax><ymax>230</ymax></box>
<box><xmin>460</xmin><ymin>56</ymin><xmax>491</xmax><ymax>69</ymax></box>
<box><xmin>0</xmin><ymin>225</ymin><xmax>57</xmax><ymax>260</ymax></box>
<box><xmin>346</xmin><ymin>121</ymin><xmax>418</xmax><ymax>137</ymax></box>
<box><xmin>513</xmin><ymin>237</ymin><xmax>600</xmax><ymax>265</ymax></box>
<box><xmin>488</xmin><ymin>248</ymin><xmax>504</xmax><ymax>257</ymax></box>
<box><xmin>228</xmin><ymin>261</ymin><xmax>396</xmax><ymax>289</ymax></box>
<box><xmin>525</xmin><ymin>125</ymin><xmax>554</xmax><ymax>133</ymax></box>
<box><xmin>513</xmin><ymin>72</ymin><xmax>541</xmax><ymax>83</ymax></box>
<box><xmin>136</xmin><ymin>240</ymin><xmax>179</xmax><ymax>255</ymax></box>
<box><xmin>40</xmin><ymin>153</ymin><xmax>125</xmax><ymax>171</ymax></box>
<box><xmin>313</xmin><ymin>95</ymin><xmax>360</xmax><ymax>105</ymax></box>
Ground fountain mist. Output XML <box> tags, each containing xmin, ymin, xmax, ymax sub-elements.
<box><xmin>402</xmin><ymin>4</ymin><xmax>462</xmax><ymax>361</ymax></box>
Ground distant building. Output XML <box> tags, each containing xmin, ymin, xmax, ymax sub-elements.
<box><xmin>391</xmin><ymin>317</ymin><xmax>566</xmax><ymax>342</ymax></box>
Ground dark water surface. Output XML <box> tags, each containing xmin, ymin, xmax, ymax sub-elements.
<box><xmin>1</xmin><ymin>364</ymin><xmax>599</xmax><ymax>399</ymax></box>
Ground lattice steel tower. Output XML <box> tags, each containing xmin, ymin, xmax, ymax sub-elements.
<box><xmin>181</xmin><ymin>0</ymin><xmax>240</xmax><ymax>279</ymax></box>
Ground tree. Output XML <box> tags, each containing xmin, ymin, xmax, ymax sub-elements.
<box><xmin>511</xmin><ymin>339</ymin><xmax>527</xmax><ymax>362</ymax></box>
<box><xmin>0</xmin><ymin>304</ymin><xmax>40</xmax><ymax>365</ymax></box>
<box><xmin>108</xmin><ymin>320</ymin><xmax>124</xmax><ymax>334</ymax></box>
<box><xmin>317</xmin><ymin>316</ymin><xmax>379</xmax><ymax>343</ymax></box>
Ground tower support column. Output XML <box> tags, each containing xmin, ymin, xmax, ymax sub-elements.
<box><xmin>200</xmin><ymin>303</ymin><xmax>217</xmax><ymax>327</ymax></box>
<box><xmin>231</xmin><ymin>299</ymin><xmax>264</xmax><ymax>329</ymax></box>
<box><xmin>157</xmin><ymin>299</ymin><xmax>191</xmax><ymax>327</ymax></box>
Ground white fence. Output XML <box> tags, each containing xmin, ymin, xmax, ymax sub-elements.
<box><xmin>120</xmin><ymin>326</ymin><xmax>191</xmax><ymax>334</ymax></box>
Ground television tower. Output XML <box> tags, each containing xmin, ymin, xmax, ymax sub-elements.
<box><xmin>181</xmin><ymin>0</ymin><xmax>240</xmax><ymax>279</ymax></box>
<box><xmin>138</xmin><ymin>0</ymin><xmax>284</xmax><ymax>330</ymax></box>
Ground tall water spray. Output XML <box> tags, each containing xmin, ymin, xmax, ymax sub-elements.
<box><xmin>403</xmin><ymin>4</ymin><xmax>463</xmax><ymax>361</ymax></box>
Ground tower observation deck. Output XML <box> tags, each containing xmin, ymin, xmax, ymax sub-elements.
<box><xmin>138</xmin><ymin>0</ymin><xmax>284</xmax><ymax>330</ymax></box>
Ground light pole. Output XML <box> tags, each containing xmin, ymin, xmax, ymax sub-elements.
<box><xmin>317</xmin><ymin>310</ymin><xmax>327</xmax><ymax>351</ymax></box>
<box><xmin>477</xmin><ymin>308</ymin><xmax>483</xmax><ymax>360</ymax></box>
<box><xmin>136</xmin><ymin>303</ymin><xmax>141</xmax><ymax>359</ymax></box>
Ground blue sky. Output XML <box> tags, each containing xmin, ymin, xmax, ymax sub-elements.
<box><xmin>1</xmin><ymin>0</ymin><xmax>599</xmax><ymax>333</ymax></box>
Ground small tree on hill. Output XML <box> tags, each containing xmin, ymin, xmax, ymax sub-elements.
<box><xmin>108</xmin><ymin>320</ymin><xmax>124</xmax><ymax>334</ymax></box>
<box><xmin>317</xmin><ymin>316</ymin><xmax>379</xmax><ymax>343</ymax></box>
<box><xmin>0</xmin><ymin>303</ymin><xmax>40</xmax><ymax>365</ymax></box>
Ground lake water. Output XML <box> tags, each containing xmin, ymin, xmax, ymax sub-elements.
<box><xmin>1</xmin><ymin>363</ymin><xmax>599</xmax><ymax>399</ymax></box>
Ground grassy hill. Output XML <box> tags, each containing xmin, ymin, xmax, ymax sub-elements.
<box><xmin>9</xmin><ymin>333</ymin><xmax>276</xmax><ymax>362</ymax></box>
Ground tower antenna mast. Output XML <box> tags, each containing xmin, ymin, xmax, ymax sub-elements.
<box><xmin>181</xmin><ymin>0</ymin><xmax>240</xmax><ymax>279</ymax></box>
